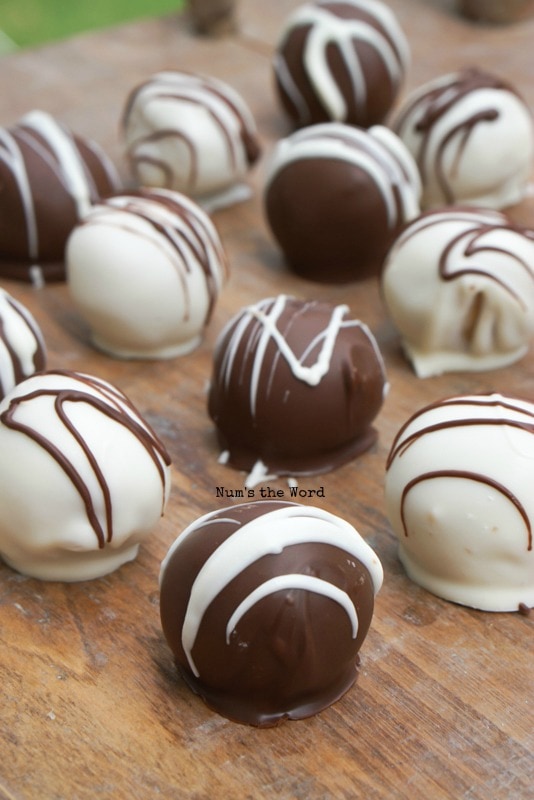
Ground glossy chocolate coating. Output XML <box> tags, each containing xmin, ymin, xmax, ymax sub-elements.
<box><xmin>159</xmin><ymin>501</ymin><xmax>383</xmax><ymax>726</ymax></box>
<box><xmin>273</xmin><ymin>0</ymin><xmax>409</xmax><ymax>129</ymax></box>
<box><xmin>208</xmin><ymin>295</ymin><xmax>387</xmax><ymax>478</ymax></box>
<box><xmin>0</xmin><ymin>111</ymin><xmax>120</xmax><ymax>281</ymax></box>
<box><xmin>264</xmin><ymin>123</ymin><xmax>421</xmax><ymax>282</ymax></box>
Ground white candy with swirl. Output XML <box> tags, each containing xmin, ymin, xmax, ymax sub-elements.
<box><xmin>385</xmin><ymin>393</ymin><xmax>534</xmax><ymax>611</ymax></box>
<box><xmin>382</xmin><ymin>207</ymin><xmax>534</xmax><ymax>377</ymax></box>
<box><xmin>393</xmin><ymin>68</ymin><xmax>534</xmax><ymax>209</ymax></box>
<box><xmin>0</xmin><ymin>370</ymin><xmax>171</xmax><ymax>581</ymax></box>
<box><xmin>66</xmin><ymin>188</ymin><xmax>228</xmax><ymax>359</ymax></box>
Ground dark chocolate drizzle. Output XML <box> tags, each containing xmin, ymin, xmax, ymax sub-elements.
<box><xmin>123</xmin><ymin>72</ymin><xmax>261</xmax><ymax>191</ymax></box>
<box><xmin>88</xmin><ymin>190</ymin><xmax>228</xmax><ymax>327</ymax></box>
<box><xmin>0</xmin><ymin>370</ymin><xmax>170</xmax><ymax>548</ymax></box>
<box><xmin>386</xmin><ymin>395</ymin><xmax>534</xmax><ymax>551</ymax></box>
<box><xmin>395</xmin><ymin>68</ymin><xmax>523</xmax><ymax>203</ymax></box>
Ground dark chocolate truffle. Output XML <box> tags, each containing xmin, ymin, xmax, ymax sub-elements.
<box><xmin>208</xmin><ymin>295</ymin><xmax>388</xmax><ymax>483</ymax></box>
<box><xmin>159</xmin><ymin>500</ymin><xmax>383</xmax><ymax>726</ymax></box>
<box><xmin>273</xmin><ymin>0</ymin><xmax>410</xmax><ymax>129</ymax></box>
<box><xmin>264</xmin><ymin>122</ymin><xmax>421</xmax><ymax>282</ymax></box>
<box><xmin>0</xmin><ymin>110</ymin><xmax>121</xmax><ymax>282</ymax></box>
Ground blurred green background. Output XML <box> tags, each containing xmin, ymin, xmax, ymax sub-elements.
<box><xmin>0</xmin><ymin>0</ymin><xmax>185</xmax><ymax>50</ymax></box>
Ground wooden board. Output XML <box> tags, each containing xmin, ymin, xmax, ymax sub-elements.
<box><xmin>0</xmin><ymin>2</ymin><xmax>532</xmax><ymax>798</ymax></box>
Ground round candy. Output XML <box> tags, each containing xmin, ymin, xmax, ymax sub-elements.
<box><xmin>159</xmin><ymin>500</ymin><xmax>383</xmax><ymax>726</ymax></box>
<box><xmin>66</xmin><ymin>188</ymin><xmax>228</xmax><ymax>359</ymax></box>
<box><xmin>208</xmin><ymin>294</ymin><xmax>388</xmax><ymax>483</ymax></box>
<box><xmin>393</xmin><ymin>67</ymin><xmax>534</xmax><ymax>209</ymax></box>
<box><xmin>264</xmin><ymin>122</ymin><xmax>421</xmax><ymax>282</ymax></box>
<box><xmin>385</xmin><ymin>393</ymin><xmax>534</xmax><ymax>612</ymax></box>
<box><xmin>0</xmin><ymin>110</ymin><xmax>120</xmax><ymax>281</ymax></box>
<box><xmin>121</xmin><ymin>70</ymin><xmax>262</xmax><ymax>210</ymax></box>
<box><xmin>0</xmin><ymin>370</ymin><xmax>171</xmax><ymax>581</ymax></box>
<box><xmin>273</xmin><ymin>0</ymin><xmax>410</xmax><ymax>129</ymax></box>
<box><xmin>381</xmin><ymin>207</ymin><xmax>534</xmax><ymax>377</ymax></box>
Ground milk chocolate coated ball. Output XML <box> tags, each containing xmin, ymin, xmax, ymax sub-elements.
<box><xmin>208</xmin><ymin>295</ymin><xmax>388</xmax><ymax>482</ymax></box>
<box><xmin>160</xmin><ymin>501</ymin><xmax>383</xmax><ymax>726</ymax></box>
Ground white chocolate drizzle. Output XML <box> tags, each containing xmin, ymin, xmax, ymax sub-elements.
<box><xmin>216</xmin><ymin>294</ymin><xmax>382</xmax><ymax>418</ymax></box>
<box><xmin>275</xmin><ymin>0</ymin><xmax>409</xmax><ymax>124</ymax></box>
<box><xmin>265</xmin><ymin>124</ymin><xmax>421</xmax><ymax>229</ymax></box>
<box><xmin>225</xmin><ymin>574</ymin><xmax>359</xmax><ymax>643</ymax></box>
<box><xmin>167</xmin><ymin>504</ymin><xmax>383</xmax><ymax>676</ymax></box>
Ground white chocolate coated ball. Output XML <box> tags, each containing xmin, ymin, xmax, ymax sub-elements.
<box><xmin>385</xmin><ymin>393</ymin><xmax>534</xmax><ymax>611</ymax></box>
<box><xmin>67</xmin><ymin>189</ymin><xmax>228</xmax><ymax>360</ymax></box>
<box><xmin>382</xmin><ymin>207</ymin><xmax>534</xmax><ymax>377</ymax></box>
<box><xmin>0</xmin><ymin>370</ymin><xmax>171</xmax><ymax>581</ymax></box>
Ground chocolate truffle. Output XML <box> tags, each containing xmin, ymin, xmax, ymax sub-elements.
<box><xmin>393</xmin><ymin>67</ymin><xmax>534</xmax><ymax>209</ymax></box>
<box><xmin>0</xmin><ymin>110</ymin><xmax>121</xmax><ymax>282</ymax></box>
<box><xmin>159</xmin><ymin>500</ymin><xmax>383</xmax><ymax>726</ymax></box>
<box><xmin>0</xmin><ymin>288</ymin><xmax>46</xmax><ymax>399</ymax></box>
<box><xmin>0</xmin><ymin>370</ymin><xmax>171</xmax><ymax>581</ymax></box>
<box><xmin>381</xmin><ymin>207</ymin><xmax>534</xmax><ymax>377</ymax></box>
<box><xmin>208</xmin><ymin>295</ymin><xmax>388</xmax><ymax>483</ymax></box>
<box><xmin>385</xmin><ymin>393</ymin><xmax>534</xmax><ymax>612</ymax></box>
<box><xmin>264</xmin><ymin>123</ymin><xmax>421</xmax><ymax>282</ymax></box>
<box><xmin>121</xmin><ymin>70</ymin><xmax>261</xmax><ymax>211</ymax></box>
<box><xmin>66</xmin><ymin>188</ymin><xmax>228</xmax><ymax>359</ymax></box>
<box><xmin>273</xmin><ymin>0</ymin><xmax>410</xmax><ymax>129</ymax></box>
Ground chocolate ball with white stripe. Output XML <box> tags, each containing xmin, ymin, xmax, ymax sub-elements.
<box><xmin>0</xmin><ymin>110</ymin><xmax>120</xmax><ymax>281</ymax></box>
<box><xmin>273</xmin><ymin>0</ymin><xmax>410</xmax><ymax>129</ymax></box>
<box><xmin>264</xmin><ymin>123</ymin><xmax>421</xmax><ymax>282</ymax></box>
<box><xmin>159</xmin><ymin>501</ymin><xmax>383</xmax><ymax>726</ymax></box>
<box><xmin>208</xmin><ymin>295</ymin><xmax>388</xmax><ymax>481</ymax></box>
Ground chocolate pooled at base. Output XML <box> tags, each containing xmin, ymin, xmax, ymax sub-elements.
<box><xmin>208</xmin><ymin>295</ymin><xmax>388</xmax><ymax>482</ymax></box>
<box><xmin>159</xmin><ymin>501</ymin><xmax>383</xmax><ymax>726</ymax></box>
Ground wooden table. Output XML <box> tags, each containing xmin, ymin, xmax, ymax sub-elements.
<box><xmin>0</xmin><ymin>2</ymin><xmax>532</xmax><ymax>798</ymax></box>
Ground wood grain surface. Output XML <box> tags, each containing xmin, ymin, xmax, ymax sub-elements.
<box><xmin>0</xmin><ymin>2</ymin><xmax>532</xmax><ymax>798</ymax></box>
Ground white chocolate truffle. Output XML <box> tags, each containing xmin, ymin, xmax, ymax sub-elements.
<box><xmin>66</xmin><ymin>188</ymin><xmax>228</xmax><ymax>360</ymax></box>
<box><xmin>0</xmin><ymin>288</ymin><xmax>46</xmax><ymax>399</ymax></box>
<box><xmin>273</xmin><ymin>0</ymin><xmax>410</xmax><ymax>129</ymax></box>
<box><xmin>382</xmin><ymin>207</ymin><xmax>534</xmax><ymax>377</ymax></box>
<box><xmin>393</xmin><ymin>68</ymin><xmax>534</xmax><ymax>209</ymax></box>
<box><xmin>0</xmin><ymin>370</ymin><xmax>171</xmax><ymax>581</ymax></box>
<box><xmin>385</xmin><ymin>393</ymin><xmax>534</xmax><ymax>612</ymax></box>
<box><xmin>121</xmin><ymin>71</ymin><xmax>262</xmax><ymax>211</ymax></box>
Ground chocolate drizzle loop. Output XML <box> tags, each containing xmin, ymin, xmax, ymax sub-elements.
<box><xmin>1</xmin><ymin>371</ymin><xmax>170</xmax><ymax>548</ymax></box>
